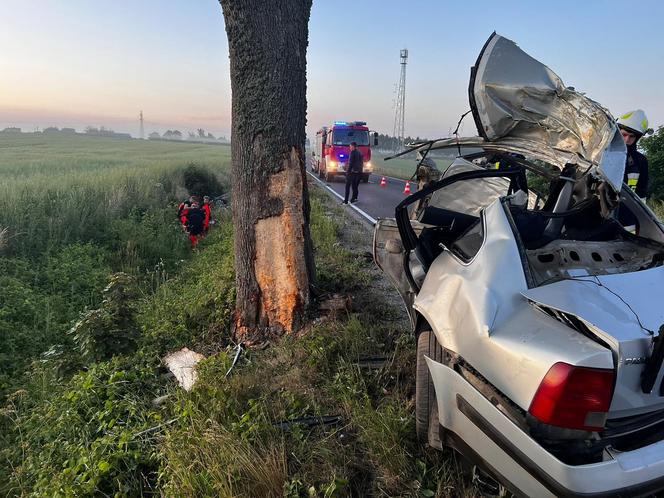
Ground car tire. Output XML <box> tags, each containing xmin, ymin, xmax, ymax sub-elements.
<box><xmin>416</xmin><ymin>329</ymin><xmax>443</xmax><ymax>444</ymax></box>
<box><xmin>362</xmin><ymin>174</ymin><xmax>369</xmax><ymax>183</ymax></box>
<box><xmin>325</xmin><ymin>172</ymin><xmax>333</xmax><ymax>182</ymax></box>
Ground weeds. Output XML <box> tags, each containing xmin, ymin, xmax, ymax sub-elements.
<box><xmin>0</xmin><ymin>134</ymin><xmax>229</xmax><ymax>392</ymax></box>
<box><xmin>1</xmin><ymin>136</ymin><xmax>475</xmax><ymax>497</ymax></box>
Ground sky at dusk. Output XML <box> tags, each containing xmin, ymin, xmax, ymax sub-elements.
<box><xmin>1</xmin><ymin>0</ymin><xmax>663</xmax><ymax>140</ymax></box>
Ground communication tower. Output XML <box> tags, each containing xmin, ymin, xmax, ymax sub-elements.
<box><xmin>139</xmin><ymin>110</ymin><xmax>145</xmax><ymax>139</ymax></box>
<box><xmin>392</xmin><ymin>49</ymin><xmax>408</xmax><ymax>152</ymax></box>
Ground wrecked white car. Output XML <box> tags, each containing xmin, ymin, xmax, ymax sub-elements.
<box><xmin>374</xmin><ymin>33</ymin><xmax>664</xmax><ymax>497</ymax></box>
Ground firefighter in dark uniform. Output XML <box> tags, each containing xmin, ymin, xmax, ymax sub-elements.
<box><xmin>617</xmin><ymin>109</ymin><xmax>652</xmax><ymax>202</ymax></box>
<box><xmin>343</xmin><ymin>141</ymin><xmax>363</xmax><ymax>204</ymax></box>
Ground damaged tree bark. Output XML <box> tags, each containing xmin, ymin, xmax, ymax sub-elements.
<box><xmin>220</xmin><ymin>0</ymin><xmax>315</xmax><ymax>341</ymax></box>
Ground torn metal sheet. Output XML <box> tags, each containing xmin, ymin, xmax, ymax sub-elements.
<box><xmin>429</xmin><ymin>157</ymin><xmax>538</xmax><ymax>216</ymax></box>
<box><xmin>470</xmin><ymin>33</ymin><xmax>626</xmax><ymax>191</ymax></box>
<box><xmin>163</xmin><ymin>347</ymin><xmax>205</xmax><ymax>391</ymax></box>
<box><xmin>405</xmin><ymin>136</ymin><xmax>594</xmax><ymax>172</ymax></box>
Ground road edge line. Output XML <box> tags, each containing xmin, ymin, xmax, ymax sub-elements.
<box><xmin>306</xmin><ymin>171</ymin><xmax>377</xmax><ymax>226</ymax></box>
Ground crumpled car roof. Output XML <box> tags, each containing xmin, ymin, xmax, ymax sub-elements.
<box><xmin>405</xmin><ymin>33</ymin><xmax>627</xmax><ymax>191</ymax></box>
<box><xmin>470</xmin><ymin>33</ymin><xmax>626</xmax><ymax>191</ymax></box>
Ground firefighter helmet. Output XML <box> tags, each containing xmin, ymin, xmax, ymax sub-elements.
<box><xmin>617</xmin><ymin>109</ymin><xmax>653</xmax><ymax>137</ymax></box>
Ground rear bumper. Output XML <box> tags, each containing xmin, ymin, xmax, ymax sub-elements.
<box><xmin>427</xmin><ymin>358</ymin><xmax>664</xmax><ymax>497</ymax></box>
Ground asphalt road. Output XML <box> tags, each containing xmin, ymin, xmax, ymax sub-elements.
<box><xmin>308</xmin><ymin>171</ymin><xmax>418</xmax><ymax>223</ymax></box>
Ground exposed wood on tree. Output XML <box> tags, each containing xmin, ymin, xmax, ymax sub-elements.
<box><xmin>220</xmin><ymin>0</ymin><xmax>315</xmax><ymax>341</ymax></box>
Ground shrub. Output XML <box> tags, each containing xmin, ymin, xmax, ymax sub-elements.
<box><xmin>182</xmin><ymin>163</ymin><xmax>225</xmax><ymax>199</ymax></box>
<box><xmin>3</xmin><ymin>358</ymin><xmax>164</xmax><ymax>497</ymax></box>
<box><xmin>70</xmin><ymin>273</ymin><xmax>140</xmax><ymax>363</ymax></box>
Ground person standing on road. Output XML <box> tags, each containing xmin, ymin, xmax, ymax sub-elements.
<box><xmin>342</xmin><ymin>141</ymin><xmax>363</xmax><ymax>204</ymax></box>
<box><xmin>618</xmin><ymin>110</ymin><xmax>652</xmax><ymax>202</ymax></box>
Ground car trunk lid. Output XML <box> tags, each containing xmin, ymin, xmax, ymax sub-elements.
<box><xmin>522</xmin><ymin>266</ymin><xmax>664</xmax><ymax>417</ymax></box>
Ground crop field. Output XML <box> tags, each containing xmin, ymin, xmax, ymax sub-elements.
<box><xmin>372</xmin><ymin>150</ymin><xmax>459</xmax><ymax>179</ymax></box>
<box><xmin>0</xmin><ymin>133</ymin><xmax>231</xmax><ymax>392</ymax></box>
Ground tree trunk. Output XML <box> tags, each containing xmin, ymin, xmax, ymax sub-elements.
<box><xmin>220</xmin><ymin>0</ymin><xmax>315</xmax><ymax>342</ymax></box>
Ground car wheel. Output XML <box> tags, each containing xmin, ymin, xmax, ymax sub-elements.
<box><xmin>362</xmin><ymin>174</ymin><xmax>369</xmax><ymax>183</ymax></box>
<box><xmin>416</xmin><ymin>329</ymin><xmax>443</xmax><ymax>444</ymax></box>
<box><xmin>325</xmin><ymin>172</ymin><xmax>333</xmax><ymax>182</ymax></box>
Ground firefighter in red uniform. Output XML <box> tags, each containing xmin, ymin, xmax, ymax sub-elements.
<box><xmin>185</xmin><ymin>201</ymin><xmax>206</xmax><ymax>249</ymax></box>
<box><xmin>178</xmin><ymin>196</ymin><xmax>196</xmax><ymax>229</ymax></box>
<box><xmin>202</xmin><ymin>195</ymin><xmax>212</xmax><ymax>234</ymax></box>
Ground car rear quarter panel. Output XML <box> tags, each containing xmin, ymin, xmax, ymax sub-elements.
<box><xmin>413</xmin><ymin>200</ymin><xmax>613</xmax><ymax>411</ymax></box>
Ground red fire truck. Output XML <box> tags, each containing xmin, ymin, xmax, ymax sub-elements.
<box><xmin>312</xmin><ymin>121</ymin><xmax>378</xmax><ymax>183</ymax></box>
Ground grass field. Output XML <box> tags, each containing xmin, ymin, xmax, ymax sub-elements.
<box><xmin>0</xmin><ymin>133</ymin><xmax>231</xmax><ymax>393</ymax></box>
<box><xmin>0</xmin><ymin>133</ymin><xmax>230</xmax><ymax>189</ymax></box>
<box><xmin>371</xmin><ymin>150</ymin><xmax>458</xmax><ymax>180</ymax></box>
<box><xmin>0</xmin><ymin>134</ymin><xmax>475</xmax><ymax>497</ymax></box>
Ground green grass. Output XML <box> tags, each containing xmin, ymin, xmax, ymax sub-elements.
<box><xmin>0</xmin><ymin>133</ymin><xmax>230</xmax><ymax>183</ymax></box>
<box><xmin>650</xmin><ymin>201</ymin><xmax>664</xmax><ymax>221</ymax></box>
<box><xmin>1</xmin><ymin>182</ymin><xmax>474</xmax><ymax>497</ymax></box>
<box><xmin>0</xmin><ymin>133</ymin><xmax>230</xmax><ymax>393</ymax></box>
<box><xmin>372</xmin><ymin>151</ymin><xmax>457</xmax><ymax>180</ymax></box>
<box><xmin>0</xmin><ymin>134</ymin><xmax>474</xmax><ymax>497</ymax></box>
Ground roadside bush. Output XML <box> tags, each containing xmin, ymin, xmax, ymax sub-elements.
<box><xmin>70</xmin><ymin>273</ymin><xmax>140</xmax><ymax>363</ymax></box>
<box><xmin>43</xmin><ymin>243</ymin><xmax>111</xmax><ymax>321</ymax></box>
<box><xmin>4</xmin><ymin>358</ymin><xmax>164</xmax><ymax>497</ymax></box>
<box><xmin>182</xmin><ymin>163</ymin><xmax>225</xmax><ymax>199</ymax></box>
<box><xmin>1</xmin><ymin>222</ymin><xmax>234</xmax><ymax>497</ymax></box>
<box><xmin>0</xmin><ymin>275</ymin><xmax>45</xmax><ymax>390</ymax></box>
<box><xmin>0</xmin><ymin>152</ymin><xmax>226</xmax><ymax>390</ymax></box>
<box><xmin>641</xmin><ymin>126</ymin><xmax>664</xmax><ymax>201</ymax></box>
<box><xmin>139</xmin><ymin>222</ymin><xmax>235</xmax><ymax>355</ymax></box>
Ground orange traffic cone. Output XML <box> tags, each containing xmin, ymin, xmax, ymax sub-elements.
<box><xmin>380</xmin><ymin>176</ymin><xmax>387</xmax><ymax>188</ymax></box>
<box><xmin>403</xmin><ymin>181</ymin><xmax>411</xmax><ymax>195</ymax></box>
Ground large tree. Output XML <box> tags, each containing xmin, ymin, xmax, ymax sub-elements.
<box><xmin>641</xmin><ymin>126</ymin><xmax>664</xmax><ymax>200</ymax></box>
<box><xmin>220</xmin><ymin>0</ymin><xmax>315</xmax><ymax>341</ymax></box>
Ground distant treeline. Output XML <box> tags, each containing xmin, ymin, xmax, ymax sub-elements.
<box><xmin>1</xmin><ymin>126</ymin><xmax>131</xmax><ymax>139</ymax></box>
<box><xmin>150</xmin><ymin>128</ymin><xmax>229</xmax><ymax>143</ymax></box>
<box><xmin>374</xmin><ymin>133</ymin><xmax>430</xmax><ymax>152</ymax></box>
<box><xmin>1</xmin><ymin>126</ymin><xmax>230</xmax><ymax>143</ymax></box>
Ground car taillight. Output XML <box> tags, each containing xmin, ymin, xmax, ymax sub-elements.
<box><xmin>528</xmin><ymin>362</ymin><xmax>615</xmax><ymax>431</ymax></box>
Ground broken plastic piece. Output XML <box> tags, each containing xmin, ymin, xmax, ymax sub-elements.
<box><xmin>225</xmin><ymin>342</ymin><xmax>245</xmax><ymax>378</ymax></box>
<box><xmin>163</xmin><ymin>347</ymin><xmax>205</xmax><ymax>391</ymax></box>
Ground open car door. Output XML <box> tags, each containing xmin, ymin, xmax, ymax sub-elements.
<box><xmin>373</xmin><ymin>165</ymin><xmax>528</xmax><ymax>329</ymax></box>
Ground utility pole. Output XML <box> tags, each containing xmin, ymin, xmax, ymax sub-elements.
<box><xmin>392</xmin><ymin>49</ymin><xmax>408</xmax><ymax>152</ymax></box>
<box><xmin>139</xmin><ymin>110</ymin><xmax>145</xmax><ymax>139</ymax></box>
